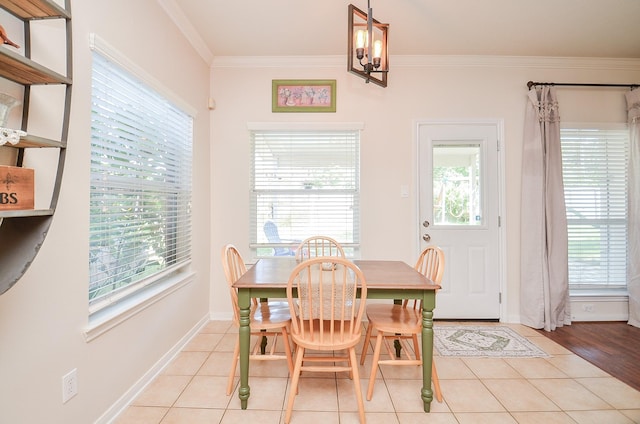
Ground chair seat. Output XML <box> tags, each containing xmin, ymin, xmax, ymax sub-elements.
<box><xmin>366</xmin><ymin>304</ymin><xmax>421</xmax><ymax>334</ymax></box>
<box><xmin>291</xmin><ymin>319</ymin><xmax>361</xmax><ymax>351</ymax></box>
<box><xmin>251</xmin><ymin>301</ymin><xmax>292</xmax><ymax>328</ymax></box>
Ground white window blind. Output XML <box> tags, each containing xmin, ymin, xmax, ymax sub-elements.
<box><xmin>250</xmin><ymin>129</ymin><xmax>360</xmax><ymax>257</ymax></box>
<box><xmin>89</xmin><ymin>51</ymin><xmax>193</xmax><ymax>311</ymax></box>
<box><xmin>561</xmin><ymin>126</ymin><xmax>628</xmax><ymax>291</ymax></box>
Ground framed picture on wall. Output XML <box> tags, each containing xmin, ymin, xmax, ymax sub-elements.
<box><xmin>272</xmin><ymin>79</ymin><xmax>336</xmax><ymax>113</ymax></box>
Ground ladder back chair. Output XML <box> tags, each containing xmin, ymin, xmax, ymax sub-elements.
<box><xmin>294</xmin><ymin>235</ymin><xmax>345</xmax><ymax>261</ymax></box>
<box><xmin>360</xmin><ymin>246</ymin><xmax>445</xmax><ymax>402</ymax></box>
<box><xmin>284</xmin><ymin>257</ymin><xmax>367</xmax><ymax>424</ymax></box>
<box><xmin>221</xmin><ymin>244</ymin><xmax>294</xmax><ymax>395</ymax></box>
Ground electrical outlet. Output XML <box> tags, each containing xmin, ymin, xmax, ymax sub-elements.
<box><xmin>582</xmin><ymin>304</ymin><xmax>595</xmax><ymax>313</ymax></box>
<box><xmin>62</xmin><ymin>368</ymin><xmax>78</xmax><ymax>403</ymax></box>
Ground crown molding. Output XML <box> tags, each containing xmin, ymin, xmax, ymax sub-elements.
<box><xmin>211</xmin><ymin>54</ymin><xmax>640</xmax><ymax>71</ymax></box>
<box><xmin>157</xmin><ymin>0</ymin><xmax>214</xmax><ymax>65</ymax></box>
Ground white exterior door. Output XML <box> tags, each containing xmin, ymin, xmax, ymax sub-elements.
<box><xmin>418</xmin><ymin>122</ymin><xmax>502</xmax><ymax>319</ymax></box>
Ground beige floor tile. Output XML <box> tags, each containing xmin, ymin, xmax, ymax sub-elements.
<box><xmin>356</xmin><ymin>350</ymin><xmax>383</xmax><ymax>381</ymax></box>
<box><xmin>197</xmin><ymin>351</ymin><xmax>235</xmax><ymax>376</ymax></box>
<box><xmin>505</xmin><ymin>357</ymin><xmax>569</xmax><ymax>378</ymax></box>
<box><xmin>114</xmin><ymin>406</ymin><xmax>168</xmax><ymax>424</ymax></box>
<box><xmin>131</xmin><ymin>375</ymin><xmax>192</xmax><ymax>407</ymax></box>
<box><xmin>526</xmin><ymin>336</ymin><xmax>573</xmax><ymax>355</ymax></box>
<box><xmin>161</xmin><ymin>351</ymin><xmax>209</xmax><ymax>376</ymax></box>
<box><xmin>510</xmin><ymin>411</ymin><xmax>578</xmax><ymax>424</ymax></box>
<box><xmin>397</xmin><ymin>412</ymin><xmax>459</xmax><ymax>424</ymax></box>
<box><xmin>620</xmin><ymin>409</ymin><xmax>640</xmax><ymax>422</ymax></box>
<box><xmin>160</xmin><ymin>407</ymin><xmax>225</xmax><ymax>424</ymax></box>
<box><xmin>438</xmin><ymin>380</ymin><xmax>505</xmax><ymax>413</ymax></box>
<box><xmin>434</xmin><ymin>357</ymin><xmax>477</xmax><ymax>379</ymax></box>
<box><xmin>565</xmin><ymin>409</ymin><xmax>637</xmax><ymax>424</ymax></box>
<box><xmin>546</xmin><ymin>355</ymin><xmax>610</xmax><ymax>378</ymax></box>
<box><xmin>220</xmin><ymin>409</ymin><xmax>283</xmax><ymax>424</ymax></box>
<box><xmin>462</xmin><ymin>357</ymin><xmax>522</xmax><ymax>379</ymax></box>
<box><xmin>378</xmin><ymin>362</ymin><xmax>424</xmax><ymax>380</ymax></box>
<box><xmin>577</xmin><ymin>377</ymin><xmax>640</xmax><ymax>409</ymax></box>
<box><xmin>183</xmin><ymin>333</ymin><xmax>224</xmax><ymax>351</ymax></box>
<box><xmin>384</xmin><ymin>378</ymin><xmax>451</xmax><ymax>413</ymax></box>
<box><xmin>227</xmin><ymin>376</ymin><xmax>289</xmax><ymax>411</ymax></box>
<box><xmin>174</xmin><ymin>375</ymin><xmax>232</xmax><ymax>409</ymax></box>
<box><xmin>214</xmin><ymin>333</ymin><xmax>238</xmax><ymax>352</ymax></box>
<box><xmin>483</xmin><ymin>378</ymin><xmax>560</xmax><ymax>411</ymax></box>
<box><xmin>281</xmin><ymin>410</ymin><xmax>339</xmax><ymax>424</ymax></box>
<box><xmin>201</xmin><ymin>320</ymin><xmax>233</xmax><ymax>334</ymax></box>
<box><xmin>336</xmin><ymin>377</ymin><xmax>392</xmax><ymax>412</ymax></box>
<box><xmin>503</xmin><ymin>323</ymin><xmax>542</xmax><ymax>337</ymax></box>
<box><xmin>342</xmin><ymin>411</ymin><xmax>399</xmax><ymax>424</ymax></box>
<box><xmin>529</xmin><ymin>378</ymin><xmax>613</xmax><ymax>411</ymax></box>
<box><xmin>427</xmin><ymin>398</ymin><xmax>452</xmax><ymax>413</ymax></box>
<box><xmin>454</xmin><ymin>412</ymin><xmax>518</xmax><ymax>423</ymax></box>
<box><xmin>246</xmin><ymin>356</ymin><xmax>292</xmax><ymax>378</ymax></box>
<box><xmin>383</xmin><ymin>378</ymin><xmax>431</xmax><ymax>413</ymax></box>
<box><xmin>283</xmin><ymin>377</ymin><xmax>339</xmax><ymax>412</ymax></box>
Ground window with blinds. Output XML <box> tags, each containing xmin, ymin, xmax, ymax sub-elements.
<box><xmin>250</xmin><ymin>129</ymin><xmax>360</xmax><ymax>257</ymax></box>
<box><xmin>561</xmin><ymin>125</ymin><xmax>628</xmax><ymax>291</ymax></box>
<box><xmin>89</xmin><ymin>51</ymin><xmax>193</xmax><ymax>311</ymax></box>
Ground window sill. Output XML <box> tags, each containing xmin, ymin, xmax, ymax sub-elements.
<box><xmin>84</xmin><ymin>270</ymin><xmax>195</xmax><ymax>342</ymax></box>
<box><xmin>570</xmin><ymin>290</ymin><xmax>628</xmax><ymax>301</ymax></box>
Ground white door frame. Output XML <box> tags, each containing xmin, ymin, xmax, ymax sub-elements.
<box><xmin>414</xmin><ymin>119</ymin><xmax>507</xmax><ymax>321</ymax></box>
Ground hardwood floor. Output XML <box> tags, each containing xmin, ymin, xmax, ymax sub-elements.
<box><xmin>538</xmin><ymin>321</ymin><xmax>640</xmax><ymax>391</ymax></box>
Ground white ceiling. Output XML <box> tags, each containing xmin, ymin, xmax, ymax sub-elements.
<box><xmin>170</xmin><ymin>0</ymin><xmax>640</xmax><ymax>61</ymax></box>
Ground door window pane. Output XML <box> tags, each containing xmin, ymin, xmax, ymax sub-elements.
<box><xmin>432</xmin><ymin>143</ymin><xmax>481</xmax><ymax>225</ymax></box>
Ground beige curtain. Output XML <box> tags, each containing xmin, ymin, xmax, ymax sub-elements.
<box><xmin>520</xmin><ymin>86</ymin><xmax>571</xmax><ymax>331</ymax></box>
<box><xmin>626</xmin><ymin>89</ymin><xmax>640</xmax><ymax>328</ymax></box>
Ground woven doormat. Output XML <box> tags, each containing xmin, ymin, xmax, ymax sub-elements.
<box><xmin>434</xmin><ymin>325</ymin><xmax>549</xmax><ymax>358</ymax></box>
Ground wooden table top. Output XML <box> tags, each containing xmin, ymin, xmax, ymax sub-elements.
<box><xmin>234</xmin><ymin>258</ymin><xmax>440</xmax><ymax>291</ymax></box>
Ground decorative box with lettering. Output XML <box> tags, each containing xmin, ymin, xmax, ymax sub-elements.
<box><xmin>0</xmin><ymin>166</ymin><xmax>34</xmax><ymax>210</ymax></box>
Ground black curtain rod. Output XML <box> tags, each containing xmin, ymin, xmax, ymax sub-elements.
<box><xmin>527</xmin><ymin>81</ymin><xmax>639</xmax><ymax>90</ymax></box>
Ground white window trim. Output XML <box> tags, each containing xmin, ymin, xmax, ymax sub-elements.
<box><xmin>561</xmin><ymin>121</ymin><xmax>629</xmax><ymax>297</ymax></box>
<box><xmin>84</xmin><ymin>268</ymin><xmax>195</xmax><ymax>342</ymax></box>
<box><xmin>86</xmin><ymin>35</ymin><xmax>194</xmax><ymax>338</ymax></box>
<box><xmin>248</xmin><ymin>121</ymin><xmax>364</xmax><ymax>258</ymax></box>
<box><xmin>247</xmin><ymin>122</ymin><xmax>365</xmax><ymax>131</ymax></box>
<box><xmin>89</xmin><ymin>33</ymin><xmax>197</xmax><ymax>118</ymax></box>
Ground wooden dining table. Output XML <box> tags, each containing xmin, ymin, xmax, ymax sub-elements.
<box><xmin>233</xmin><ymin>257</ymin><xmax>441</xmax><ymax>412</ymax></box>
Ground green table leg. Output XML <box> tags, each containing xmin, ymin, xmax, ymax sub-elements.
<box><xmin>237</xmin><ymin>289</ymin><xmax>251</xmax><ymax>409</ymax></box>
<box><xmin>260</xmin><ymin>299</ymin><xmax>268</xmax><ymax>354</ymax></box>
<box><xmin>393</xmin><ymin>299</ymin><xmax>403</xmax><ymax>357</ymax></box>
<box><xmin>421</xmin><ymin>293</ymin><xmax>435</xmax><ymax>412</ymax></box>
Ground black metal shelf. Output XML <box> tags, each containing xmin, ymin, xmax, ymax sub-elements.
<box><xmin>0</xmin><ymin>0</ymin><xmax>71</xmax><ymax>296</ymax></box>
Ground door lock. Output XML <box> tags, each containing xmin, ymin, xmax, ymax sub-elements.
<box><xmin>422</xmin><ymin>234</ymin><xmax>431</xmax><ymax>242</ymax></box>
<box><xmin>422</xmin><ymin>220</ymin><xmax>430</xmax><ymax>228</ymax></box>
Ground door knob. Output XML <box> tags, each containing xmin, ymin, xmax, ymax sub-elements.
<box><xmin>422</xmin><ymin>234</ymin><xmax>431</xmax><ymax>242</ymax></box>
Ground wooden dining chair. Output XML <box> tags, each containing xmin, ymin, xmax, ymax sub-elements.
<box><xmin>360</xmin><ymin>246</ymin><xmax>445</xmax><ymax>402</ymax></box>
<box><xmin>221</xmin><ymin>244</ymin><xmax>294</xmax><ymax>395</ymax></box>
<box><xmin>294</xmin><ymin>235</ymin><xmax>345</xmax><ymax>261</ymax></box>
<box><xmin>284</xmin><ymin>257</ymin><xmax>367</xmax><ymax>424</ymax></box>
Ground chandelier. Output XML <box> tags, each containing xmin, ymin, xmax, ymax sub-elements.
<box><xmin>348</xmin><ymin>1</ymin><xmax>389</xmax><ymax>87</ymax></box>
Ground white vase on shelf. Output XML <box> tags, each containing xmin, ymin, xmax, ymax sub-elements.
<box><xmin>0</xmin><ymin>93</ymin><xmax>24</xmax><ymax>146</ymax></box>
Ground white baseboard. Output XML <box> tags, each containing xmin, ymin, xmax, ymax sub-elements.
<box><xmin>570</xmin><ymin>295</ymin><xmax>629</xmax><ymax>321</ymax></box>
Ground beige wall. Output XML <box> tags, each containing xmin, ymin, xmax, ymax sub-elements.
<box><xmin>210</xmin><ymin>56</ymin><xmax>640</xmax><ymax>323</ymax></box>
<box><xmin>0</xmin><ymin>0</ymin><xmax>211</xmax><ymax>422</ymax></box>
